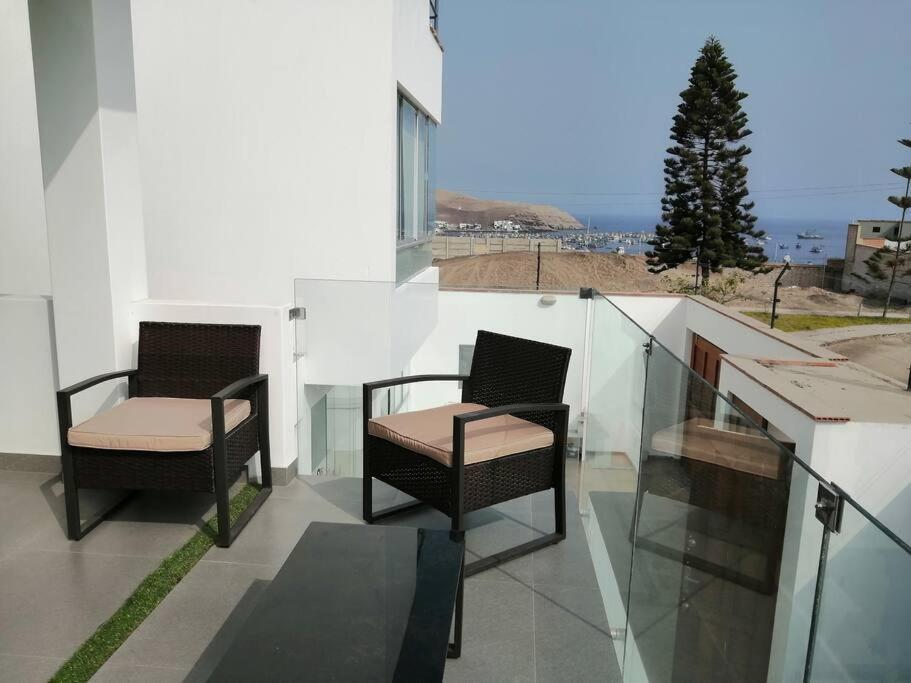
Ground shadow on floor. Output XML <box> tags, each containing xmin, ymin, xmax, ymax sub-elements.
<box><xmin>185</xmin><ymin>579</ymin><xmax>272</xmax><ymax>682</ymax></box>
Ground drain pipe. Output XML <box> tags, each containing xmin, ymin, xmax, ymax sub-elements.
<box><xmin>770</xmin><ymin>257</ymin><xmax>791</xmax><ymax>329</ymax></box>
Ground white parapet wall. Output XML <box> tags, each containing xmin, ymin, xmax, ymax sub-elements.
<box><xmin>0</xmin><ymin>296</ymin><xmax>59</xmax><ymax>456</ymax></box>
<box><xmin>408</xmin><ymin>289</ymin><xmax>591</xmax><ymax>426</ymax></box>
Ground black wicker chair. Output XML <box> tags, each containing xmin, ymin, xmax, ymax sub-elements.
<box><xmin>56</xmin><ymin>322</ymin><xmax>272</xmax><ymax>548</ymax></box>
<box><xmin>362</xmin><ymin>330</ymin><xmax>572</xmax><ymax>577</ymax></box>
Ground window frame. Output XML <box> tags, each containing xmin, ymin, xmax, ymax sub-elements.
<box><xmin>396</xmin><ymin>93</ymin><xmax>436</xmax><ymax>249</ymax></box>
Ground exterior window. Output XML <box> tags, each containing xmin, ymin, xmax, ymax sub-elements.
<box><xmin>872</xmin><ymin>226</ymin><xmax>881</xmax><ymax>233</ymax></box>
<box><xmin>396</xmin><ymin>94</ymin><xmax>436</xmax><ymax>282</ymax></box>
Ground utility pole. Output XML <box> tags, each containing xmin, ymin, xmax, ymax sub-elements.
<box><xmin>770</xmin><ymin>257</ymin><xmax>791</xmax><ymax>329</ymax></box>
<box><xmin>535</xmin><ymin>242</ymin><xmax>542</xmax><ymax>291</ymax></box>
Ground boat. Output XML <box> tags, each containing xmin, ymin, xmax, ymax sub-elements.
<box><xmin>615</xmin><ymin>246</ymin><xmax>626</xmax><ymax>255</ymax></box>
<box><xmin>797</xmin><ymin>229</ymin><xmax>824</xmax><ymax>239</ymax></box>
<box><xmin>778</xmin><ymin>243</ymin><xmax>788</xmax><ymax>249</ymax></box>
<box><xmin>795</xmin><ymin>243</ymin><xmax>802</xmax><ymax>249</ymax></box>
<box><xmin>810</xmin><ymin>246</ymin><xmax>823</xmax><ymax>254</ymax></box>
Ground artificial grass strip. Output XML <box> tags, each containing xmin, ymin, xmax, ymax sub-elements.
<box><xmin>50</xmin><ymin>484</ymin><xmax>262</xmax><ymax>683</ymax></box>
<box><xmin>743</xmin><ymin>311</ymin><xmax>910</xmax><ymax>333</ymax></box>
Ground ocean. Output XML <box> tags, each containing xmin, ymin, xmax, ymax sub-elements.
<box><xmin>567</xmin><ymin>214</ymin><xmax>849</xmax><ymax>265</ymax></box>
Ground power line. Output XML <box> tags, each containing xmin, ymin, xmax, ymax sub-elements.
<box><xmin>525</xmin><ymin>186</ymin><xmax>905</xmax><ymax>208</ymax></box>
<box><xmin>446</xmin><ymin>182</ymin><xmax>904</xmax><ymax>198</ymax></box>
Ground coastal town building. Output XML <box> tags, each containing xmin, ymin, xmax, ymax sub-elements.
<box><xmin>841</xmin><ymin>219</ymin><xmax>910</xmax><ymax>300</ymax></box>
<box><xmin>0</xmin><ymin>2</ymin><xmax>908</xmax><ymax>682</ymax></box>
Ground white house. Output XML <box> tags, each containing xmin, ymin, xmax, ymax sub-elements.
<box><xmin>1</xmin><ymin>2</ymin><xmax>909</xmax><ymax>681</ymax></box>
<box><xmin>2</xmin><ymin>0</ymin><xmax>442</xmax><ymax>482</ymax></box>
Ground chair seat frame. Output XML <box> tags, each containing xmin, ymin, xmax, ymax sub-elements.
<box><xmin>57</xmin><ymin>370</ymin><xmax>272</xmax><ymax>549</ymax></box>
<box><xmin>362</xmin><ymin>374</ymin><xmax>569</xmax><ymax>657</ymax></box>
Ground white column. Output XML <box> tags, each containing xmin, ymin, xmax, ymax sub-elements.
<box><xmin>29</xmin><ymin>0</ymin><xmax>146</xmax><ymax>402</ymax></box>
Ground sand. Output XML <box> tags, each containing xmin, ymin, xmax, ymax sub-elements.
<box><xmin>435</xmin><ymin>252</ymin><xmax>866</xmax><ymax>313</ymax></box>
<box><xmin>827</xmin><ymin>333</ymin><xmax>911</xmax><ymax>384</ymax></box>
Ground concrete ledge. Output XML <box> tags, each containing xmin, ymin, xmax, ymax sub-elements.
<box><xmin>0</xmin><ymin>452</ymin><xmax>61</xmax><ymax>473</ymax></box>
<box><xmin>0</xmin><ymin>452</ymin><xmax>300</xmax><ymax>487</ymax></box>
<box><xmin>270</xmin><ymin>458</ymin><xmax>299</xmax><ymax>487</ymax></box>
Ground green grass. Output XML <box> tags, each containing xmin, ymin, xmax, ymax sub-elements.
<box><xmin>743</xmin><ymin>312</ymin><xmax>910</xmax><ymax>333</ymax></box>
<box><xmin>50</xmin><ymin>484</ymin><xmax>262</xmax><ymax>683</ymax></box>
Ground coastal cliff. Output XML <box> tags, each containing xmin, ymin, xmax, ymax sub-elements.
<box><xmin>436</xmin><ymin>189</ymin><xmax>583</xmax><ymax>230</ymax></box>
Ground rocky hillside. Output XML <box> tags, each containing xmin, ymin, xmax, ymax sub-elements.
<box><xmin>436</xmin><ymin>190</ymin><xmax>583</xmax><ymax>231</ymax></box>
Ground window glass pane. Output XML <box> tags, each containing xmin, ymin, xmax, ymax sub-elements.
<box><xmin>399</xmin><ymin>98</ymin><xmax>417</xmax><ymax>243</ymax></box>
<box><xmin>426</xmin><ymin>120</ymin><xmax>437</xmax><ymax>238</ymax></box>
<box><xmin>416</xmin><ymin>114</ymin><xmax>427</xmax><ymax>243</ymax></box>
<box><xmin>396</xmin><ymin>96</ymin><xmax>436</xmax><ymax>283</ymax></box>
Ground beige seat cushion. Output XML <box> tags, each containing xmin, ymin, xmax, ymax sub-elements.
<box><xmin>68</xmin><ymin>397</ymin><xmax>252</xmax><ymax>452</ymax></box>
<box><xmin>368</xmin><ymin>402</ymin><xmax>554</xmax><ymax>467</ymax></box>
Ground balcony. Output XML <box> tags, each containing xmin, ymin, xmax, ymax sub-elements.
<box><xmin>1</xmin><ymin>281</ymin><xmax>909</xmax><ymax>681</ymax></box>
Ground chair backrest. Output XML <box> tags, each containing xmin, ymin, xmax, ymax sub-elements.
<box><xmin>463</xmin><ymin>330</ymin><xmax>572</xmax><ymax>429</ymax></box>
<box><xmin>134</xmin><ymin>322</ymin><xmax>261</xmax><ymax>399</ymax></box>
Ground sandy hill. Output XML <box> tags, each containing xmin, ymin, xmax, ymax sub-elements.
<box><xmin>436</xmin><ymin>190</ymin><xmax>583</xmax><ymax>231</ymax></box>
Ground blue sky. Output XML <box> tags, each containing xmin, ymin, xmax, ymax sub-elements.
<box><xmin>436</xmin><ymin>0</ymin><xmax>911</xmax><ymax>221</ymax></box>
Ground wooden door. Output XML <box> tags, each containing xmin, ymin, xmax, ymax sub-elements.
<box><xmin>688</xmin><ymin>334</ymin><xmax>724</xmax><ymax>419</ymax></box>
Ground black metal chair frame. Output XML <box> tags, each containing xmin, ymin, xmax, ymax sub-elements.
<box><xmin>362</xmin><ymin>331</ymin><xmax>572</xmax><ymax>658</ymax></box>
<box><xmin>56</xmin><ymin>322</ymin><xmax>272</xmax><ymax>548</ymax></box>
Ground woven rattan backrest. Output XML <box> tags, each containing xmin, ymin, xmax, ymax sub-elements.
<box><xmin>465</xmin><ymin>330</ymin><xmax>571</xmax><ymax>429</ymax></box>
<box><xmin>135</xmin><ymin>322</ymin><xmax>261</xmax><ymax>399</ymax></box>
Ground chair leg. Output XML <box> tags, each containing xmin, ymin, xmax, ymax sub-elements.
<box><xmin>257</xmin><ymin>382</ymin><xmax>273</xmax><ymax>489</ymax></box>
<box><xmin>61</xmin><ymin>447</ymin><xmax>81</xmax><ymax>540</ymax></box>
<box><xmin>363</xmin><ymin>475</ymin><xmax>373</xmax><ymax>524</ymax></box>
<box><xmin>214</xmin><ymin>474</ymin><xmax>231</xmax><ymax>549</ymax></box>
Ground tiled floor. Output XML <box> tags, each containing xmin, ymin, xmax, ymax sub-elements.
<box><xmin>0</xmin><ymin>466</ymin><xmax>620</xmax><ymax>682</ymax></box>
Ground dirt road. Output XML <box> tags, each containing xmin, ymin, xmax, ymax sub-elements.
<box><xmin>827</xmin><ymin>333</ymin><xmax>911</xmax><ymax>384</ymax></box>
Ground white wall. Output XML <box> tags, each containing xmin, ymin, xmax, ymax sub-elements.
<box><xmin>30</xmin><ymin>0</ymin><xmax>146</xmax><ymax>393</ymax></box>
<box><xmin>0</xmin><ymin>0</ymin><xmax>50</xmax><ymax>297</ymax></box>
<box><xmin>0</xmin><ymin>297</ymin><xmax>59</xmax><ymax>455</ymax></box>
<box><xmin>132</xmin><ymin>0</ymin><xmax>442</xmax><ymax>308</ymax></box>
<box><xmin>608</xmin><ymin>295</ymin><xmax>687</xmax><ymax>357</ymax></box>
<box><xmin>409</xmin><ymin>291</ymin><xmax>589</xmax><ymax>425</ymax></box>
<box><xmin>0</xmin><ymin>3</ymin><xmax>59</xmax><ymax>457</ymax></box>
<box><xmin>394</xmin><ymin>0</ymin><xmax>443</xmax><ymax>122</ymax></box>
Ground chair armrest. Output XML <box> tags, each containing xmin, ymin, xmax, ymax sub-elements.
<box><xmin>211</xmin><ymin>374</ymin><xmax>268</xmax><ymax>402</ymax></box>
<box><xmin>210</xmin><ymin>375</ymin><xmax>268</xmax><ymax>458</ymax></box>
<box><xmin>362</xmin><ymin>375</ymin><xmax>470</xmax><ymax>423</ymax></box>
<box><xmin>364</xmin><ymin>374</ymin><xmax>469</xmax><ymax>393</ymax></box>
<box><xmin>452</xmin><ymin>403</ymin><xmax>569</xmax><ymax>424</ymax></box>
<box><xmin>58</xmin><ymin>369</ymin><xmax>137</xmax><ymax>399</ymax></box>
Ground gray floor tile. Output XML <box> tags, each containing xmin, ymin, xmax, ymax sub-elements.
<box><xmin>444</xmin><ymin>578</ymin><xmax>536</xmax><ymax>683</ymax></box>
<box><xmin>205</xmin><ymin>491</ymin><xmax>359</xmax><ymax>567</ymax></box>
<box><xmin>533</xmin><ymin>583</ymin><xmax>620</xmax><ymax>682</ymax></box>
<box><xmin>0</xmin><ymin>474</ymin><xmax>122</xmax><ymax>563</ymax></box>
<box><xmin>0</xmin><ymin>549</ymin><xmax>158</xmax><ymax>658</ymax></box>
<box><xmin>27</xmin><ymin>518</ymin><xmax>197</xmax><ymax>560</ymax></box>
<box><xmin>90</xmin><ymin>662</ymin><xmax>189</xmax><ymax>683</ymax></box>
<box><xmin>0</xmin><ymin>653</ymin><xmax>64</xmax><ymax>683</ymax></box>
<box><xmin>0</xmin><ymin>469</ymin><xmax>610</xmax><ymax>681</ymax></box>
<box><xmin>106</xmin><ymin>560</ymin><xmax>276</xmax><ymax>670</ymax></box>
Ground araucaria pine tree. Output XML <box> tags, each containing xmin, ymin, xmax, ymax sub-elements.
<box><xmin>647</xmin><ymin>37</ymin><xmax>767</xmax><ymax>286</ymax></box>
<box><xmin>862</xmin><ymin>136</ymin><xmax>911</xmax><ymax>317</ymax></box>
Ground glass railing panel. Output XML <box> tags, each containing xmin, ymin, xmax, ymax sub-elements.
<box><xmin>626</xmin><ymin>339</ymin><xmax>807</xmax><ymax>683</ymax></box>
<box><xmin>294</xmin><ymin>278</ymin><xmax>589</xmax><ymax>480</ymax></box>
<box><xmin>293</xmin><ymin>277</ymin><xmax>439</xmax><ymax>476</ymax></box>
<box><xmin>580</xmin><ymin>294</ymin><xmax>650</xmax><ymax>671</ymax></box>
<box><xmin>808</xmin><ymin>497</ymin><xmax>911</xmax><ymax>681</ymax></box>
<box><xmin>396</xmin><ymin>239</ymin><xmax>433</xmax><ymax>284</ymax></box>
